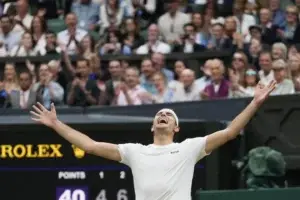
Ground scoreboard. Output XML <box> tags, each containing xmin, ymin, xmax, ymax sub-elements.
<box><xmin>0</xmin><ymin>128</ymin><xmax>206</xmax><ymax>200</ymax></box>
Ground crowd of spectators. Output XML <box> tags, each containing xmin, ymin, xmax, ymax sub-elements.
<box><xmin>0</xmin><ymin>0</ymin><xmax>300</xmax><ymax>109</ymax></box>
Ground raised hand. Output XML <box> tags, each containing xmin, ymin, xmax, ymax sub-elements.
<box><xmin>253</xmin><ymin>80</ymin><xmax>277</xmax><ymax>106</ymax></box>
<box><xmin>30</xmin><ymin>102</ymin><xmax>58</xmax><ymax>128</ymax></box>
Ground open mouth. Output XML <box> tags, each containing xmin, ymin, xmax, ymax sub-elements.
<box><xmin>158</xmin><ymin>118</ymin><xmax>168</xmax><ymax>124</ymax></box>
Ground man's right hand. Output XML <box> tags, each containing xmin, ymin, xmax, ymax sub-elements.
<box><xmin>72</xmin><ymin>78</ymin><xmax>80</xmax><ymax>88</ymax></box>
<box><xmin>31</xmin><ymin>102</ymin><xmax>58</xmax><ymax>128</ymax></box>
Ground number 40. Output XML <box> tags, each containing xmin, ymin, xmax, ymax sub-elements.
<box><xmin>58</xmin><ymin>189</ymin><xmax>86</xmax><ymax>200</ymax></box>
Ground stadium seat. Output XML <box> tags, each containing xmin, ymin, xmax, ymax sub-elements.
<box><xmin>47</xmin><ymin>19</ymin><xmax>67</xmax><ymax>33</ymax></box>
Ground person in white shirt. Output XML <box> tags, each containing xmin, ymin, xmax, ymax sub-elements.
<box><xmin>14</xmin><ymin>0</ymin><xmax>33</xmax><ymax>32</ymax></box>
<box><xmin>115</xmin><ymin>67</ymin><xmax>148</xmax><ymax>106</ymax></box>
<box><xmin>258</xmin><ymin>51</ymin><xmax>275</xmax><ymax>85</ymax></box>
<box><xmin>157</xmin><ymin>0</ymin><xmax>190</xmax><ymax>43</ymax></box>
<box><xmin>30</xmin><ymin>79</ymin><xmax>277</xmax><ymax>200</ymax></box>
<box><xmin>57</xmin><ymin>13</ymin><xmax>88</xmax><ymax>55</ymax></box>
<box><xmin>136</xmin><ymin>24</ymin><xmax>171</xmax><ymax>54</ymax></box>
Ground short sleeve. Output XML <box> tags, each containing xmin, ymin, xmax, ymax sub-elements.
<box><xmin>117</xmin><ymin>143</ymin><xmax>140</xmax><ymax>167</ymax></box>
<box><xmin>185</xmin><ymin>137</ymin><xmax>209</xmax><ymax>162</ymax></box>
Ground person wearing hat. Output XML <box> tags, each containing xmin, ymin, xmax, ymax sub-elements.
<box><xmin>271</xmin><ymin>59</ymin><xmax>295</xmax><ymax>95</ymax></box>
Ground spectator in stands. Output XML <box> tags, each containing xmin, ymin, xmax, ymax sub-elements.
<box><xmin>224</xmin><ymin>16</ymin><xmax>237</xmax><ymax>39</ymax></box>
<box><xmin>71</xmin><ymin>0</ymin><xmax>100</xmax><ymax>31</ymax></box>
<box><xmin>104</xmin><ymin>60</ymin><xmax>123</xmax><ymax>105</ymax></box>
<box><xmin>42</xmin><ymin>31</ymin><xmax>61</xmax><ymax>55</ymax></box>
<box><xmin>149</xmin><ymin>71</ymin><xmax>176</xmax><ymax>103</ymax></box>
<box><xmin>279</xmin><ymin>5</ymin><xmax>300</xmax><ymax>44</ymax></box>
<box><xmin>121</xmin><ymin>17</ymin><xmax>144</xmax><ymax>53</ymax></box>
<box><xmin>272</xmin><ymin>42</ymin><xmax>287</xmax><ymax>60</ymax></box>
<box><xmin>201</xmin><ymin>59</ymin><xmax>229</xmax><ymax>99</ymax></box>
<box><xmin>10</xmin><ymin>32</ymin><xmax>39</xmax><ymax>56</ymax></box>
<box><xmin>230</xmin><ymin>68</ymin><xmax>258</xmax><ymax>98</ymax></box>
<box><xmin>230</xmin><ymin>51</ymin><xmax>249</xmax><ymax>85</ymax></box>
<box><xmin>258</xmin><ymin>8</ymin><xmax>279</xmax><ymax>45</ymax></box>
<box><xmin>151</xmin><ymin>53</ymin><xmax>174</xmax><ymax>82</ymax></box>
<box><xmin>14</xmin><ymin>0</ymin><xmax>33</xmax><ymax>31</ymax></box>
<box><xmin>173</xmin><ymin>23</ymin><xmax>206</xmax><ymax>53</ymax></box>
<box><xmin>271</xmin><ymin>59</ymin><xmax>295</xmax><ymax>95</ymax></box>
<box><xmin>191</xmin><ymin>12</ymin><xmax>208</xmax><ymax>46</ymax></box>
<box><xmin>269</xmin><ymin>0</ymin><xmax>285</xmax><ymax>27</ymax></box>
<box><xmin>31</xmin><ymin>16</ymin><xmax>47</xmax><ymax>53</ymax></box>
<box><xmin>100</xmin><ymin>30</ymin><xmax>122</xmax><ymax>55</ymax></box>
<box><xmin>100</xmin><ymin>0</ymin><xmax>128</xmax><ymax>33</ymax></box>
<box><xmin>67</xmin><ymin>58</ymin><xmax>100</xmax><ymax>106</ymax></box>
<box><xmin>246</xmin><ymin>38</ymin><xmax>262</xmax><ymax>70</ymax></box>
<box><xmin>173</xmin><ymin>68</ymin><xmax>200</xmax><ymax>102</ymax></box>
<box><xmin>232</xmin><ymin>2</ymin><xmax>256</xmax><ymax>39</ymax></box>
<box><xmin>57</xmin><ymin>13</ymin><xmax>87</xmax><ymax>55</ymax></box>
<box><xmin>136</xmin><ymin>24</ymin><xmax>171</xmax><ymax>54</ymax></box>
<box><xmin>287</xmin><ymin>44</ymin><xmax>299</xmax><ymax>59</ymax></box>
<box><xmin>9</xmin><ymin>71</ymin><xmax>36</xmax><ymax>109</ymax></box>
<box><xmin>3</xmin><ymin>63</ymin><xmax>20</xmax><ymax>94</ymax></box>
<box><xmin>207</xmin><ymin>22</ymin><xmax>232</xmax><ymax>50</ymax></box>
<box><xmin>288</xmin><ymin>54</ymin><xmax>300</xmax><ymax>92</ymax></box>
<box><xmin>80</xmin><ymin>35</ymin><xmax>96</xmax><ymax>59</ymax></box>
<box><xmin>258</xmin><ymin>51</ymin><xmax>275</xmax><ymax>85</ymax></box>
<box><xmin>158</xmin><ymin>0</ymin><xmax>190</xmax><ymax>44</ymax></box>
<box><xmin>195</xmin><ymin>59</ymin><xmax>211</xmax><ymax>92</ymax></box>
<box><xmin>140</xmin><ymin>57</ymin><xmax>156</xmax><ymax>94</ymax></box>
<box><xmin>168</xmin><ymin>60</ymin><xmax>185</xmax><ymax>92</ymax></box>
<box><xmin>0</xmin><ymin>15</ymin><xmax>22</xmax><ymax>53</ymax></box>
<box><xmin>33</xmin><ymin>64</ymin><xmax>64</xmax><ymax>109</ymax></box>
<box><xmin>48</xmin><ymin>60</ymin><xmax>68</xmax><ymax>94</ymax></box>
<box><xmin>114</xmin><ymin>67</ymin><xmax>148</xmax><ymax>106</ymax></box>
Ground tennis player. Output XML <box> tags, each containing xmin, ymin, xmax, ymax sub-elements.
<box><xmin>30</xmin><ymin>80</ymin><xmax>276</xmax><ymax>200</ymax></box>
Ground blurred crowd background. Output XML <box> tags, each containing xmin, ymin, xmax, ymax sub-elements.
<box><xmin>0</xmin><ymin>0</ymin><xmax>300</xmax><ymax>109</ymax></box>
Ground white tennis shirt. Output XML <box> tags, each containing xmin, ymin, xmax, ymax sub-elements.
<box><xmin>118</xmin><ymin>136</ymin><xmax>208</xmax><ymax>200</ymax></box>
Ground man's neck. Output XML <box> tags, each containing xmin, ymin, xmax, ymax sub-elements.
<box><xmin>153</xmin><ymin>131</ymin><xmax>173</xmax><ymax>145</ymax></box>
<box><xmin>263</xmin><ymin>69</ymin><xmax>271</xmax><ymax>75</ymax></box>
<box><xmin>213</xmin><ymin>79</ymin><xmax>222</xmax><ymax>84</ymax></box>
<box><xmin>169</xmin><ymin>11</ymin><xmax>177</xmax><ymax>17</ymax></box>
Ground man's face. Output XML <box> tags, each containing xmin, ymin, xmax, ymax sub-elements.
<box><xmin>16</xmin><ymin>0</ymin><xmax>28</xmax><ymax>15</ymax></box>
<box><xmin>184</xmin><ymin>25</ymin><xmax>195</xmax><ymax>36</ymax></box>
<box><xmin>39</xmin><ymin>64</ymin><xmax>50</xmax><ymax>81</ymax></box>
<box><xmin>125</xmin><ymin>68</ymin><xmax>139</xmax><ymax>88</ymax></box>
<box><xmin>151</xmin><ymin>54</ymin><xmax>164</xmax><ymax>70</ymax></box>
<box><xmin>76</xmin><ymin>60</ymin><xmax>90</xmax><ymax>77</ymax></box>
<box><xmin>259</xmin><ymin>54</ymin><xmax>272</xmax><ymax>72</ymax></box>
<box><xmin>148</xmin><ymin>25</ymin><xmax>158</xmax><ymax>41</ymax></box>
<box><xmin>65</xmin><ymin>13</ymin><xmax>77</xmax><ymax>27</ymax></box>
<box><xmin>192</xmin><ymin>13</ymin><xmax>202</xmax><ymax>27</ymax></box>
<box><xmin>108</xmin><ymin>61</ymin><xmax>122</xmax><ymax>78</ymax></box>
<box><xmin>212</xmin><ymin>24</ymin><xmax>223</xmax><ymax>39</ymax></box>
<box><xmin>19</xmin><ymin>72</ymin><xmax>32</xmax><ymax>90</ymax></box>
<box><xmin>153</xmin><ymin>109</ymin><xmax>177</xmax><ymax>132</ymax></box>
<box><xmin>141</xmin><ymin>60</ymin><xmax>155</xmax><ymax>77</ymax></box>
<box><xmin>180</xmin><ymin>70</ymin><xmax>195</xmax><ymax>88</ymax></box>
<box><xmin>46</xmin><ymin>33</ymin><xmax>56</xmax><ymax>45</ymax></box>
<box><xmin>260</xmin><ymin>9</ymin><xmax>270</xmax><ymax>23</ymax></box>
<box><xmin>1</xmin><ymin>17</ymin><xmax>12</xmax><ymax>33</ymax></box>
<box><xmin>210</xmin><ymin>63</ymin><xmax>223</xmax><ymax>81</ymax></box>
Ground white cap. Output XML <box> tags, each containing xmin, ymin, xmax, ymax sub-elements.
<box><xmin>157</xmin><ymin>108</ymin><xmax>179</xmax><ymax>126</ymax></box>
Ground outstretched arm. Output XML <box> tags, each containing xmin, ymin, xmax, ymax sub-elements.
<box><xmin>30</xmin><ymin>103</ymin><xmax>121</xmax><ymax>161</ymax></box>
<box><xmin>205</xmin><ymin>80</ymin><xmax>277</xmax><ymax>153</ymax></box>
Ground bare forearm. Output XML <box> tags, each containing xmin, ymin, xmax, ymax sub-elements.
<box><xmin>51</xmin><ymin>120</ymin><xmax>95</xmax><ymax>152</ymax></box>
<box><xmin>226</xmin><ymin>100</ymin><xmax>259</xmax><ymax>139</ymax></box>
<box><xmin>205</xmin><ymin>100</ymin><xmax>260</xmax><ymax>153</ymax></box>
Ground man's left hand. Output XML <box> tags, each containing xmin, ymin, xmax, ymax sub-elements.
<box><xmin>253</xmin><ymin>80</ymin><xmax>277</xmax><ymax>106</ymax></box>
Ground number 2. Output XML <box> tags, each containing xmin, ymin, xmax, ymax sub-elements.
<box><xmin>120</xmin><ymin>171</ymin><xmax>126</xmax><ymax>179</ymax></box>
